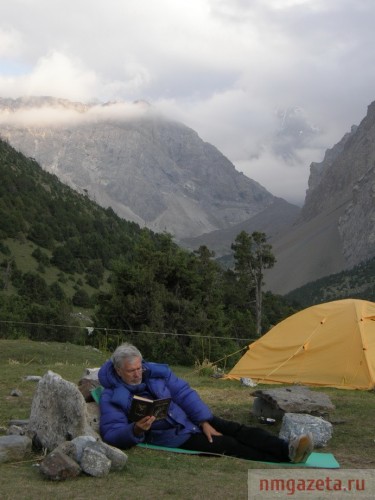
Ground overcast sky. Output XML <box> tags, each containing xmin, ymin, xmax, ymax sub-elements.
<box><xmin>1</xmin><ymin>0</ymin><xmax>375</xmax><ymax>205</ymax></box>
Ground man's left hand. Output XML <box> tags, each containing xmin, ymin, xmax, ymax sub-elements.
<box><xmin>200</xmin><ymin>421</ymin><xmax>222</xmax><ymax>443</ymax></box>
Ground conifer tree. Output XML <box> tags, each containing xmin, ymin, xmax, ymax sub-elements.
<box><xmin>231</xmin><ymin>231</ymin><xmax>276</xmax><ymax>336</ymax></box>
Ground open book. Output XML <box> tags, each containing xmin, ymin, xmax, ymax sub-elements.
<box><xmin>128</xmin><ymin>395</ymin><xmax>171</xmax><ymax>421</ymax></box>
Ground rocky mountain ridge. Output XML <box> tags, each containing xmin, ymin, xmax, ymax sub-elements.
<box><xmin>181</xmin><ymin>198</ymin><xmax>300</xmax><ymax>257</ymax></box>
<box><xmin>192</xmin><ymin>100</ymin><xmax>375</xmax><ymax>294</ymax></box>
<box><xmin>1</xmin><ymin>96</ymin><xmax>374</xmax><ymax>296</ymax></box>
<box><xmin>0</xmin><ymin>96</ymin><xmax>283</xmax><ymax>241</ymax></box>
<box><xmin>265</xmin><ymin>101</ymin><xmax>375</xmax><ymax>293</ymax></box>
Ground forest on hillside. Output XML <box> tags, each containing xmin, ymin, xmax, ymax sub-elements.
<box><xmin>0</xmin><ymin>138</ymin><xmax>297</xmax><ymax>366</ymax></box>
<box><xmin>2</xmin><ymin>136</ymin><xmax>373</xmax><ymax>366</ymax></box>
<box><xmin>284</xmin><ymin>257</ymin><xmax>375</xmax><ymax>307</ymax></box>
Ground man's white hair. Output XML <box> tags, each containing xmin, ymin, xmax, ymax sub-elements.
<box><xmin>111</xmin><ymin>342</ymin><xmax>142</xmax><ymax>370</ymax></box>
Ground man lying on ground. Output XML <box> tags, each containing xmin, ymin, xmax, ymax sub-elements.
<box><xmin>98</xmin><ymin>342</ymin><xmax>313</xmax><ymax>463</ymax></box>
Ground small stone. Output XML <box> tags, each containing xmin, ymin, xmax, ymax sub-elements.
<box><xmin>0</xmin><ymin>435</ymin><xmax>32</xmax><ymax>463</ymax></box>
<box><xmin>252</xmin><ymin>397</ymin><xmax>285</xmax><ymax>420</ymax></box>
<box><xmin>70</xmin><ymin>435</ymin><xmax>97</xmax><ymax>462</ymax></box>
<box><xmin>8</xmin><ymin>419</ymin><xmax>29</xmax><ymax>427</ymax></box>
<box><xmin>10</xmin><ymin>389</ymin><xmax>23</xmax><ymax>397</ymax></box>
<box><xmin>240</xmin><ymin>377</ymin><xmax>257</xmax><ymax>387</ymax></box>
<box><xmin>78</xmin><ymin>368</ymin><xmax>100</xmax><ymax>401</ymax></box>
<box><xmin>54</xmin><ymin>441</ymin><xmax>77</xmax><ymax>460</ymax></box>
<box><xmin>23</xmin><ymin>376</ymin><xmax>42</xmax><ymax>382</ymax></box>
<box><xmin>78</xmin><ymin>379</ymin><xmax>101</xmax><ymax>402</ymax></box>
<box><xmin>7</xmin><ymin>425</ymin><xmax>25</xmax><ymax>436</ymax></box>
<box><xmin>40</xmin><ymin>449</ymin><xmax>82</xmax><ymax>481</ymax></box>
<box><xmin>86</xmin><ymin>441</ymin><xmax>128</xmax><ymax>471</ymax></box>
<box><xmin>80</xmin><ymin>447</ymin><xmax>111</xmax><ymax>477</ymax></box>
<box><xmin>80</xmin><ymin>368</ymin><xmax>100</xmax><ymax>380</ymax></box>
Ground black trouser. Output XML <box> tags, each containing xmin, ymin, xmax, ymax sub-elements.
<box><xmin>180</xmin><ymin>416</ymin><xmax>290</xmax><ymax>463</ymax></box>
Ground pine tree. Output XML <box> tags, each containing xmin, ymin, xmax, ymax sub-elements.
<box><xmin>231</xmin><ymin>231</ymin><xmax>276</xmax><ymax>336</ymax></box>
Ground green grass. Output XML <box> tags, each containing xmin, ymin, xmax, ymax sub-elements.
<box><xmin>3</xmin><ymin>238</ymin><xmax>110</xmax><ymax>302</ymax></box>
<box><xmin>4</xmin><ymin>239</ymin><xmax>39</xmax><ymax>274</ymax></box>
<box><xmin>0</xmin><ymin>339</ymin><xmax>375</xmax><ymax>499</ymax></box>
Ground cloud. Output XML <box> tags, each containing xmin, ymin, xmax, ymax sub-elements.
<box><xmin>0</xmin><ymin>51</ymin><xmax>96</xmax><ymax>100</ymax></box>
<box><xmin>155</xmin><ymin>90</ymin><xmax>327</xmax><ymax>204</ymax></box>
<box><xmin>0</xmin><ymin>99</ymin><xmax>152</xmax><ymax>127</ymax></box>
<box><xmin>0</xmin><ymin>0</ymin><xmax>375</xmax><ymax>204</ymax></box>
<box><xmin>0</xmin><ymin>28</ymin><xmax>24</xmax><ymax>58</ymax></box>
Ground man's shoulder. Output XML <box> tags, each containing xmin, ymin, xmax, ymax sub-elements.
<box><xmin>144</xmin><ymin>361</ymin><xmax>171</xmax><ymax>378</ymax></box>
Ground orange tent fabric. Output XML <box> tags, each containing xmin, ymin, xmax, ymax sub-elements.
<box><xmin>225</xmin><ymin>299</ymin><xmax>375</xmax><ymax>390</ymax></box>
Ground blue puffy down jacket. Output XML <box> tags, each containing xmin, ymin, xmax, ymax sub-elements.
<box><xmin>98</xmin><ymin>360</ymin><xmax>213</xmax><ymax>449</ymax></box>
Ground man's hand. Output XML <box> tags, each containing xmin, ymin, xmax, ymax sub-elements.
<box><xmin>200</xmin><ymin>421</ymin><xmax>222</xmax><ymax>443</ymax></box>
<box><xmin>133</xmin><ymin>415</ymin><xmax>156</xmax><ymax>436</ymax></box>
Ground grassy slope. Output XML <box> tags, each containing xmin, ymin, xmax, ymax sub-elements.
<box><xmin>0</xmin><ymin>137</ymin><xmax>142</xmax><ymax>311</ymax></box>
<box><xmin>0</xmin><ymin>340</ymin><xmax>374</xmax><ymax>499</ymax></box>
<box><xmin>2</xmin><ymin>238</ymin><xmax>108</xmax><ymax>299</ymax></box>
<box><xmin>284</xmin><ymin>255</ymin><xmax>375</xmax><ymax>307</ymax></box>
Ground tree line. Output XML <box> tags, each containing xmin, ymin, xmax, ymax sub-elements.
<box><xmin>0</xmin><ymin>138</ymin><xmax>298</xmax><ymax>366</ymax></box>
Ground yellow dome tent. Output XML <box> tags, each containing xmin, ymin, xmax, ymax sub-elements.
<box><xmin>225</xmin><ymin>299</ymin><xmax>375</xmax><ymax>390</ymax></box>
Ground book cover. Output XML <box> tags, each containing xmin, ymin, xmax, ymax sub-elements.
<box><xmin>128</xmin><ymin>395</ymin><xmax>171</xmax><ymax>421</ymax></box>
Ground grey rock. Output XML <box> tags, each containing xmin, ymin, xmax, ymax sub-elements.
<box><xmin>8</xmin><ymin>419</ymin><xmax>29</xmax><ymax>427</ymax></box>
<box><xmin>80</xmin><ymin>447</ymin><xmax>111</xmax><ymax>477</ymax></box>
<box><xmin>70</xmin><ymin>435</ymin><xmax>97</xmax><ymax>462</ymax></box>
<box><xmin>28</xmin><ymin>433</ymin><xmax>126</xmax><ymax>479</ymax></box>
<box><xmin>338</xmin><ymin>165</ymin><xmax>375</xmax><ymax>266</ymax></box>
<box><xmin>7</xmin><ymin>425</ymin><xmax>25</xmax><ymax>436</ymax></box>
<box><xmin>10</xmin><ymin>389</ymin><xmax>22</xmax><ymax>397</ymax></box>
<box><xmin>252</xmin><ymin>386</ymin><xmax>335</xmax><ymax>417</ymax></box>
<box><xmin>0</xmin><ymin>435</ymin><xmax>32</xmax><ymax>463</ymax></box>
<box><xmin>54</xmin><ymin>441</ymin><xmax>77</xmax><ymax>460</ymax></box>
<box><xmin>279</xmin><ymin>413</ymin><xmax>333</xmax><ymax>448</ymax></box>
<box><xmin>305</xmin><ymin>127</ymin><xmax>356</xmax><ymax>196</ymax></box>
<box><xmin>27</xmin><ymin>371</ymin><xmax>99</xmax><ymax>452</ymax></box>
<box><xmin>81</xmin><ymin>367</ymin><xmax>100</xmax><ymax>380</ymax></box>
<box><xmin>85</xmin><ymin>441</ymin><xmax>128</xmax><ymax>471</ymax></box>
<box><xmin>78</xmin><ymin>377</ymin><xmax>100</xmax><ymax>402</ymax></box>
<box><xmin>77</xmin><ymin>367</ymin><xmax>100</xmax><ymax>403</ymax></box>
<box><xmin>23</xmin><ymin>375</ymin><xmax>42</xmax><ymax>382</ymax></box>
<box><xmin>86</xmin><ymin>402</ymin><xmax>100</xmax><ymax>433</ymax></box>
<box><xmin>240</xmin><ymin>377</ymin><xmax>257</xmax><ymax>387</ymax></box>
<box><xmin>252</xmin><ymin>397</ymin><xmax>284</xmax><ymax>421</ymax></box>
<box><xmin>39</xmin><ymin>448</ymin><xmax>82</xmax><ymax>481</ymax></box>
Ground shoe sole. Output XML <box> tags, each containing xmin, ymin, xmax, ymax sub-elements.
<box><xmin>292</xmin><ymin>435</ymin><xmax>313</xmax><ymax>463</ymax></box>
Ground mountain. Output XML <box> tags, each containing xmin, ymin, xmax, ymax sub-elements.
<box><xmin>0</xmin><ymin>135</ymin><xmax>148</xmax><ymax>305</ymax></box>
<box><xmin>284</xmin><ymin>256</ymin><xmax>375</xmax><ymax>307</ymax></box>
<box><xmin>0</xmin><ymin>137</ymin><xmax>297</xmax><ymax>357</ymax></box>
<box><xmin>265</xmin><ymin>101</ymin><xmax>375</xmax><ymax>294</ymax></box>
<box><xmin>181</xmin><ymin>197</ymin><xmax>300</xmax><ymax>257</ymax></box>
<box><xmin>3</xmin><ymin>96</ymin><xmax>373</xmax><ymax>299</ymax></box>
<box><xmin>0</xmin><ymin>96</ymin><xmax>278</xmax><ymax>241</ymax></box>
